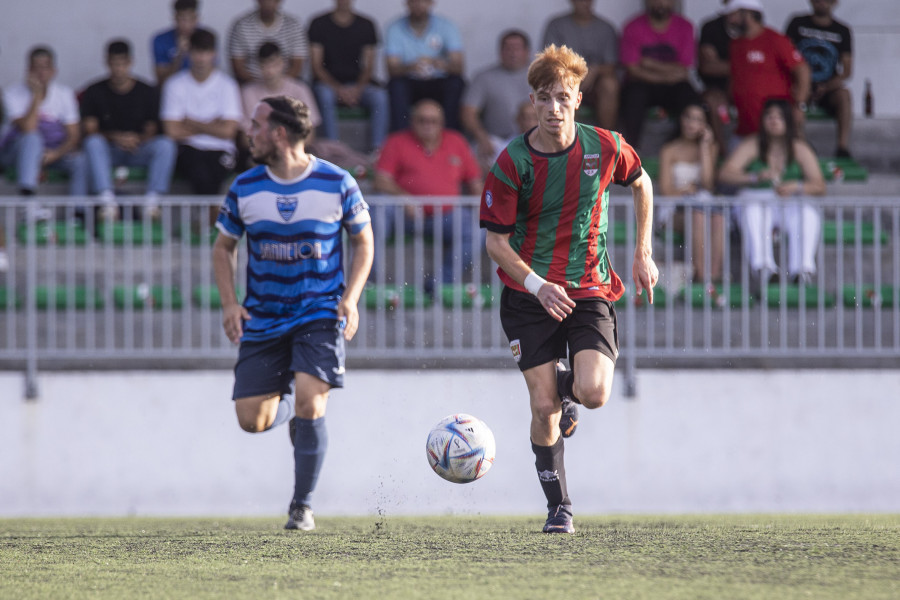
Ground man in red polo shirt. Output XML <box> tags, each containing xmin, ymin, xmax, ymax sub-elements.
<box><xmin>729</xmin><ymin>0</ymin><xmax>810</xmax><ymax>137</ymax></box>
<box><xmin>374</xmin><ymin>99</ymin><xmax>482</xmax><ymax>286</ymax></box>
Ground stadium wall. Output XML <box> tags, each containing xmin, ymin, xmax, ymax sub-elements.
<box><xmin>0</xmin><ymin>0</ymin><xmax>897</xmax><ymax>118</ymax></box>
<box><xmin>1</xmin><ymin>369</ymin><xmax>898</xmax><ymax>517</ymax></box>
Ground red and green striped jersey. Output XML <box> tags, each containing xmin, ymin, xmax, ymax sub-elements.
<box><xmin>480</xmin><ymin>123</ymin><xmax>642</xmax><ymax>301</ymax></box>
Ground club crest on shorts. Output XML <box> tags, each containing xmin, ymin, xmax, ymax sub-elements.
<box><xmin>276</xmin><ymin>195</ymin><xmax>298</xmax><ymax>222</ymax></box>
<box><xmin>510</xmin><ymin>338</ymin><xmax>522</xmax><ymax>362</ymax></box>
<box><xmin>582</xmin><ymin>154</ymin><xmax>599</xmax><ymax>176</ymax></box>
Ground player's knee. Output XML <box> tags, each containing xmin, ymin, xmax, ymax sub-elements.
<box><xmin>237</xmin><ymin>414</ymin><xmax>268</xmax><ymax>433</ymax></box>
<box><xmin>531</xmin><ymin>393</ymin><xmax>561</xmax><ymax>424</ymax></box>
<box><xmin>235</xmin><ymin>405</ymin><xmax>272</xmax><ymax>433</ymax></box>
<box><xmin>575</xmin><ymin>382</ymin><xmax>611</xmax><ymax>409</ymax></box>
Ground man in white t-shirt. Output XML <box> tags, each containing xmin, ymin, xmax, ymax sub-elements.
<box><xmin>0</xmin><ymin>46</ymin><xmax>88</xmax><ymax>198</ymax></box>
<box><xmin>161</xmin><ymin>29</ymin><xmax>242</xmax><ymax>196</ymax></box>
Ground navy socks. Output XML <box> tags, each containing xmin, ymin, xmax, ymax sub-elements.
<box><xmin>267</xmin><ymin>393</ymin><xmax>295</xmax><ymax>431</ymax></box>
<box><xmin>532</xmin><ymin>436</ymin><xmax>571</xmax><ymax>511</ymax></box>
<box><xmin>291</xmin><ymin>416</ymin><xmax>328</xmax><ymax>508</ymax></box>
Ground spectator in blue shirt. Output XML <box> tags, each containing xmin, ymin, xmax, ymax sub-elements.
<box><xmin>384</xmin><ymin>0</ymin><xmax>465</xmax><ymax>132</ymax></box>
<box><xmin>151</xmin><ymin>0</ymin><xmax>214</xmax><ymax>86</ymax></box>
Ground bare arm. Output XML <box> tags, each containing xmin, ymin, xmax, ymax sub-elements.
<box><xmin>165</xmin><ymin>118</ymin><xmax>238</xmax><ymax>142</ymax></box>
<box><xmin>484</xmin><ymin>230</ymin><xmax>574</xmax><ymax>322</ymax></box>
<box><xmin>658</xmin><ymin>144</ymin><xmax>677</xmax><ymax>197</ymax></box>
<box><xmin>627</xmin><ymin>59</ymin><xmax>689</xmax><ymax>85</ymax></box>
<box><xmin>12</xmin><ymin>79</ymin><xmax>45</xmax><ymax>133</ymax></box>
<box><xmin>338</xmin><ymin>223</ymin><xmax>374</xmax><ymax>341</ymax></box>
<box><xmin>444</xmin><ymin>50</ymin><xmax>464</xmax><ymax>77</ymax></box>
<box><xmin>357</xmin><ymin>45</ymin><xmax>376</xmax><ymax>87</ymax></box>
<box><xmin>718</xmin><ymin>137</ymin><xmax>760</xmax><ymax>186</ymax></box>
<box><xmin>775</xmin><ymin>141</ymin><xmax>826</xmax><ymax>197</ymax></box>
<box><xmin>791</xmin><ymin>62</ymin><xmax>812</xmax><ymax>107</ymax></box>
<box><xmin>42</xmin><ymin>122</ymin><xmax>80</xmax><ymax>166</ymax></box>
<box><xmin>230</xmin><ymin>57</ymin><xmax>254</xmax><ymax>85</ymax></box>
<box><xmin>630</xmin><ymin>169</ymin><xmax>659</xmax><ymax>302</ymax></box>
<box><xmin>286</xmin><ymin>57</ymin><xmax>304</xmax><ymax>80</ymax></box>
<box><xmin>386</xmin><ymin>55</ymin><xmax>407</xmax><ymax>79</ymax></box>
<box><xmin>698</xmin><ymin>44</ymin><xmax>730</xmax><ymax>80</ymax></box>
<box><xmin>212</xmin><ymin>232</ymin><xmax>250</xmax><ymax>344</ymax></box>
<box><xmin>310</xmin><ymin>44</ymin><xmax>339</xmax><ymax>88</ymax></box>
<box><xmin>373</xmin><ymin>170</ymin><xmax>407</xmax><ymax>195</ymax></box>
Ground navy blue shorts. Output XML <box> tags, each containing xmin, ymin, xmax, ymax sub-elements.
<box><xmin>499</xmin><ymin>287</ymin><xmax>619</xmax><ymax>372</ymax></box>
<box><xmin>232</xmin><ymin>319</ymin><xmax>346</xmax><ymax>400</ymax></box>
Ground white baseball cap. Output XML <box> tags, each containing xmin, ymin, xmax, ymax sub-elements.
<box><xmin>727</xmin><ymin>0</ymin><xmax>764</xmax><ymax>13</ymax></box>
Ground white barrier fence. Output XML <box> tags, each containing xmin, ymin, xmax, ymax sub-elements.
<box><xmin>1</xmin><ymin>194</ymin><xmax>898</xmax><ymax>399</ymax></box>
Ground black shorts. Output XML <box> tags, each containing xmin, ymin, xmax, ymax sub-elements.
<box><xmin>232</xmin><ymin>319</ymin><xmax>346</xmax><ymax>400</ymax></box>
<box><xmin>499</xmin><ymin>287</ymin><xmax>619</xmax><ymax>372</ymax></box>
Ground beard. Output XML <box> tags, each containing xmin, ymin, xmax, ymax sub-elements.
<box><xmin>250</xmin><ymin>146</ymin><xmax>277</xmax><ymax>166</ymax></box>
<box><xmin>648</xmin><ymin>6</ymin><xmax>672</xmax><ymax>21</ymax></box>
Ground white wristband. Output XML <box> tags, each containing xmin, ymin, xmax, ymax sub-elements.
<box><xmin>523</xmin><ymin>271</ymin><xmax>547</xmax><ymax>296</ymax></box>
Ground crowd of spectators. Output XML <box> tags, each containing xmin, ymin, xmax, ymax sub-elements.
<box><xmin>0</xmin><ymin>0</ymin><xmax>858</xmax><ymax>282</ymax></box>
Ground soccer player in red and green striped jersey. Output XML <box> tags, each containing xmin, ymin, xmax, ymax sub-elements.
<box><xmin>480</xmin><ymin>44</ymin><xmax>658</xmax><ymax>534</ymax></box>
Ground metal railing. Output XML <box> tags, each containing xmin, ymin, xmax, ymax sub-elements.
<box><xmin>1</xmin><ymin>193</ymin><xmax>898</xmax><ymax>398</ymax></box>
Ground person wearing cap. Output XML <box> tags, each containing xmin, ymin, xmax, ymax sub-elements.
<box><xmin>728</xmin><ymin>0</ymin><xmax>811</xmax><ymax>138</ymax></box>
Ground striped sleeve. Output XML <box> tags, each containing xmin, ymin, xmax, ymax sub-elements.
<box><xmin>611</xmin><ymin>131</ymin><xmax>643</xmax><ymax>186</ymax></box>
<box><xmin>341</xmin><ymin>173</ymin><xmax>371</xmax><ymax>235</ymax></box>
<box><xmin>216</xmin><ymin>182</ymin><xmax>244</xmax><ymax>239</ymax></box>
<box><xmin>480</xmin><ymin>149</ymin><xmax>521</xmax><ymax>233</ymax></box>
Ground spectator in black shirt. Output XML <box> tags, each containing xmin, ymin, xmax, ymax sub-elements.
<box><xmin>697</xmin><ymin>0</ymin><xmax>741</xmax><ymax>153</ymax></box>
<box><xmin>785</xmin><ymin>0</ymin><xmax>853</xmax><ymax>157</ymax></box>
<box><xmin>81</xmin><ymin>39</ymin><xmax>177</xmax><ymax>219</ymax></box>
<box><xmin>308</xmin><ymin>0</ymin><xmax>388</xmax><ymax>152</ymax></box>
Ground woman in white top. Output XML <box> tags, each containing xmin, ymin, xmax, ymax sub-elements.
<box><xmin>718</xmin><ymin>98</ymin><xmax>826</xmax><ymax>285</ymax></box>
<box><xmin>658</xmin><ymin>103</ymin><xmax>723</xmax><ymax>282</ymax></box>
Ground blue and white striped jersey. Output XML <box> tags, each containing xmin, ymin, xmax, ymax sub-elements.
<box><xmin>216</xmin><ymin>157</ymin><xmax>371</xmax><ymax>342</ymax></box>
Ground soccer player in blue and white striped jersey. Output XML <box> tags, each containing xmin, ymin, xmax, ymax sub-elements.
<box><xmin>213</xmin><ymin>95</ymin><xmax>373</xmax><ymax>531</ymax></box>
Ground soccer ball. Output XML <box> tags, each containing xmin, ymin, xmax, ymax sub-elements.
<box><xmin>425</xmin><ymin>413</ymin><xmax>496</xmax><ymax>484</ymax></box>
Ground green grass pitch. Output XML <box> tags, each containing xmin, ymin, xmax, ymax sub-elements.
<box><xmin>1</xmin><ymin>514</ymin><xmax>897</xmax><ymax>599</ymax></box>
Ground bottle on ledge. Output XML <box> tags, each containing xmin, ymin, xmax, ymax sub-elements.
<box><xmin>864</xmin><ymin>79</ymin><xmax>873</xmax><ymax>117</ymax></box>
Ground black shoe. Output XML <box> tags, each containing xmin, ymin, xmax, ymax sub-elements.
<box><xmin>835</xmin><ymin>147</ymin><xmax>853</xmax><ymax>159</ymax></box>
<box><xmin>556</xmin><ymin>362</ymin><xmax>579</xmax><ymax>439</ymax></box>
<box><xmin>542</xmin><ymin>505</ymin><xmax>575</xmax><ymax>534</ymax></box>
<box><xmin>285</xmin><ymin>503</ymin><xmax>315</xmax><ymax>531</ymax></box>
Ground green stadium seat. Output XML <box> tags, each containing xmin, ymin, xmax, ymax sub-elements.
<box><xmin>439</xmin><ymin>284</ymin><xmax>495</xmax><ymax>309</ymax></box>
<box><xmin>819</xmin><ymin>157</ymin><xmax>868</xmax><ymax>182</ymax></box>
<box><xmin>97</xmin><ymin>222</ymin><xmax>166</xmax><ymax>245</ymax></box>
<box><xmin>641</xmin><ymin>157</ymin><xmax>660</xmax><ymax>181</ymax></box>
<box><xmin>177</xmin><ymin>227</ymin><xmax>218</xmax><ymax>246</ymax></box>
<box><xmin>364</xmin><ymin>283</ymin><xmax>433</xmax><ymax>309</ymax></box>
<box><xmin>805</xmin><ymin>104</ymin><xmax>831</xmax><ymax>121</ymax></box>
<box><xmin>3</xmin><ymin>166</ymin><xmax>69</xmax><ymax>184</ymax></box>
<box><xmin>842</xmin><ymin>284</ymin><xmax>896</xmax><ymax>308</ymax></box>
<box><xmin>823</xmin><ymin>220</ymin><xmax>888</xmax><ymax>245</ymax></box>
<box><xmin>337</xmin><ymin>106</ymin><xmax>370</xmax><ymax>120</ymax></box>
<box><xmin>682</xmin><ymin>282</ymin><xmax>754</xmax><ymax>308</ymax></box>
<box><xmin>191</xmin><ymin>284</ymin><xmax>244</xmax><ymax>309</ymax></box>
<box><xmin>0</xmin><ymin>286</ymin><xmax>22</xmax><ymax>310</ymax></box>
<box><xmin>113</xmin><ymin>285</ymin><xmax>183</xmax><ymax>310</ymax></box>
<box><xmin>609</xmin><ymin>220</ymin><xmax>635</xmax><ymax>245</ymax></box>
<box><xmin>35</xmin><ymin>285</ymin><xmax>104</xmax><ymax>310</ymax></box>
<box><xmin>16</xmin><ymin>221</ymin><xmax>88</xmax><ymax>245</ymax></box>
<box><xmin>764</xmin><ymin>284</ymin><xmax>836</xmax><ymax>308</ymax></box>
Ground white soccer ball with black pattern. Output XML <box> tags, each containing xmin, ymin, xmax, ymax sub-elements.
<box><xmin>426</xmin><ymin>413</ymin><xmax>496</xmax><ymax>484</ymax></box>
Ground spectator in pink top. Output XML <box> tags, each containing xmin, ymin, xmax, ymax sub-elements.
<box><xmin>619</xmin><ymin>0</ymin><xmax>700</xmax><ymax>149</ymax></box>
